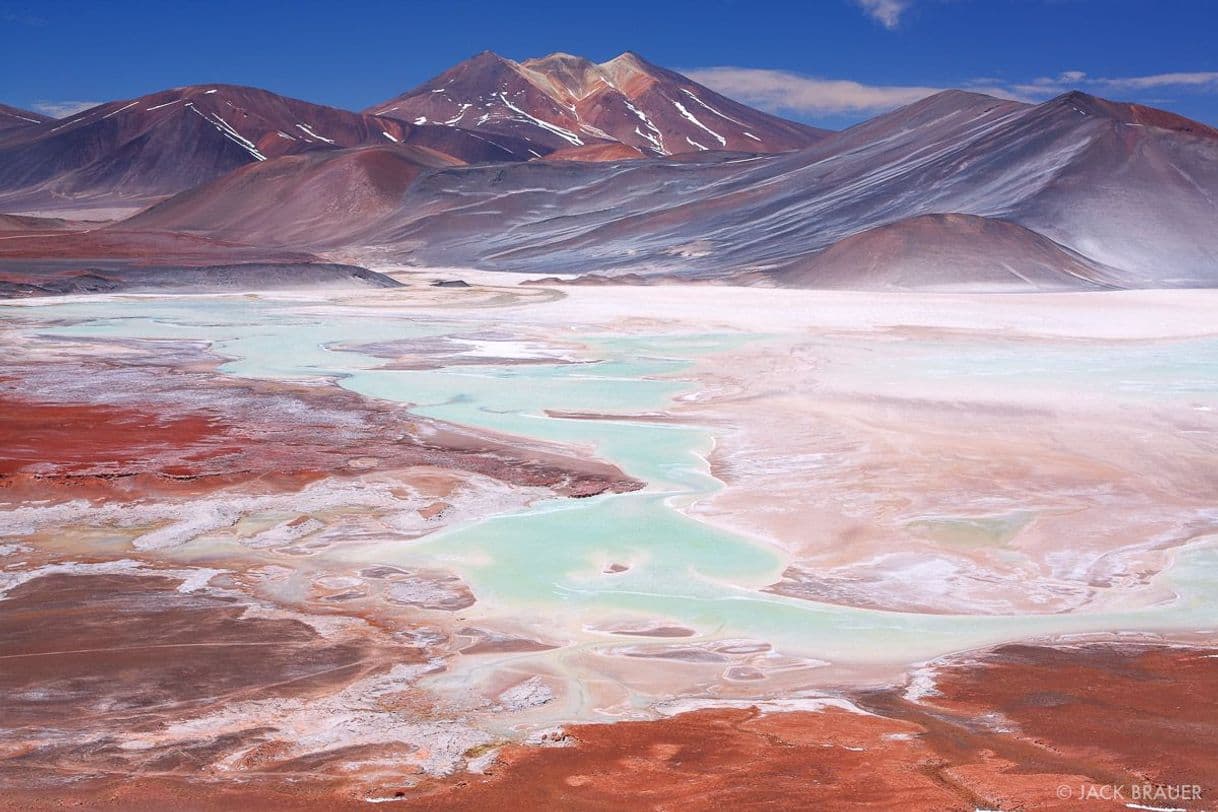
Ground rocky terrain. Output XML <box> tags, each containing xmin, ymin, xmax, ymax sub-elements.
<box><xmin>0</xmin><ymin>84</ymin><xmax>534</xmax><ymax>216</ymax></box>
<box><xmin>755</xmin><ymin>213</ymin><xmax>1126</xmax><ymax>291</ymax></box>
<box><xmin>366</xmin><ymin>89</ymin><xmax>1218</xmax><ymax>287</ymax></box>
<box><xmin>4</xmin><ymin>53</ymin><xmax>1217</xmax><ymax>292</ymax></box>
<box><xmin>0</xmin><ymin>103</ymin><xmax>50</xmax><ymax>133</ymax></box>
<box><xmin>402</xmin><ymin>643</ymin><xmax>1218</xmax><ymax>812</ymax></box>
<box><xmin>110</xmin><ymin>87</ymin><xmax>1218</xmax><ymax>291</ymax></box>
<box><xmin>0</xmin><ymin>261</ymin><xmax>398</xmax><ymax>297</ymax></box>
<box><xmin>368</xmin><ymin>51</ymin><xmax>827</xmax><ymax>158</ymax></box>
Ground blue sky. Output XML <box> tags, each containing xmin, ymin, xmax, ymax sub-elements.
<box><xmin>3</xmin><ymin>0</ymin><xmax>1217</xmax><ymax>128</ymax></box>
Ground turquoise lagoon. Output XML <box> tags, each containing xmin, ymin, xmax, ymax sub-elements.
<box><xmin>13</xmin><ymin>294</ymin><xmax>1218</xmax><ymax>692</ymax></box>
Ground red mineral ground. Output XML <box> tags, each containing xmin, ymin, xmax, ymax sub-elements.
<box><xmin>0</xmin><ymin>350</ymin><xmax>641</xmax><ymax>502</ymax></box>
<box><xmin>402</xmin><ymin>643</ymin><xmax>1218</xmax><ymax>811</ymax></box>
<box><xmin>6</xmin><ymin>642</ymin><xmax>1212</xmax><ymax>810</ymax></box>
<box><xmin>0</xmin><ymin>396</ymin><xmax>228</xmax><ymax>476</ymax></box>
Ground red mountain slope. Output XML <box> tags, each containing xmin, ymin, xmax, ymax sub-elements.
<box><xmin>368</xmin><ymin>51</ymin><xmax>827</xmax><ymax>159</ymax></box>
<box><xmin>0</xmin><ymin>84</ymin><xmax>533</xmax><ymax>213</ymax></box>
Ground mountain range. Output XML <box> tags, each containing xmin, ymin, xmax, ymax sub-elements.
<box><xmin>0</xmin><ymin>104</ymin><xmax>52</xmax><ymax>133</ymax></box>
<box><xmin>367</xmin><ymin>51</ymin><xmax>826</xmax><ymax>158</ymax></box>
<box><xmin>3</xmin><ymin>51</ymin><xmax>1217</xmax><ymax>291</ymax></box>
<box><xmin>0</xmin><ymin>83</ymin><xmax>537</xmax><ymax>213</ymax></box>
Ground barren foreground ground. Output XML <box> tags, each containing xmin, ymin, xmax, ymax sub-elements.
<box><xmin>2</xmin><ymin>276</ymin><xmax>1216</xmax><ymax>810</ymax></box>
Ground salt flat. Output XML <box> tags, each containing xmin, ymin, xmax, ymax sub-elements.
<box><xmin>3</xmin><ymin>276</ymin><xmax>1217</xmax><ymax>806</ymax></box>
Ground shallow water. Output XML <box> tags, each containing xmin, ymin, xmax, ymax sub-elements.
<box><xmin>870</xmin><ymin>334</ymin><xmax>1218</xmax><ymax>400</ymax></box>
<box><xmin>14</xmin><ymin>294</ymin><xmax>1218</xmax><ymax>718</ymax></box>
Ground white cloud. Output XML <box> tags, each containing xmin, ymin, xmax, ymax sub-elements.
<box><xmin>31</xmin><ymin>100</ymin><xmax>103</xmax><ymax>118</ymax></box>
<box><xmin>855</xmin><ymin>0</ymin><xmax>914</xmax><ymax>29</ymax></box>
<box><xmin>685</xmin><ymin>62</ymin><xmax>1218</xmax><ymax>124</ymax></box>
<box><xmin>684</xmin><ymin>67</ymin><xmax>942</xmax><ymax>115</ymax></box>
<box><xmin>1093</xmin><ymin>71</ymin><xmax>1218</xmax><ymax>91</ymax></box>
<box><xmin>1012</xmin><ymin>70</ymin><xmax>1218</xmax><ymax>98</ymax></box>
